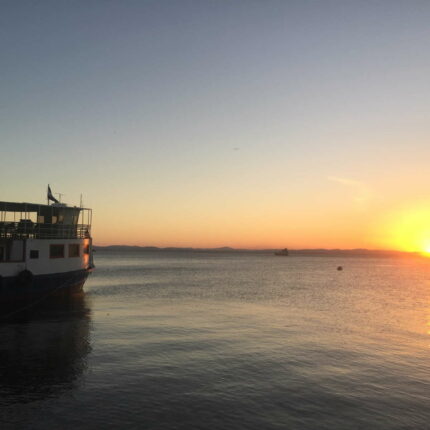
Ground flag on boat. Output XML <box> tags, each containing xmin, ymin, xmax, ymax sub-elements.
<box><xmin>47</xmin><ymin>185</ymin><xmax>60</xmax><ymax>204</ymax></box>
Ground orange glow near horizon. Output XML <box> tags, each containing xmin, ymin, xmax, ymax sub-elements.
<box><xmin>92</xmin><ymin>208</ymin><xmax>377</xmax><ymax>250</ymax></box>
<box><xmin>88</xmin><ymin>199</ymin><xmax>430</xmax><ymax>253</ymax></box>
<box><xmin>86</xmin><ymin>187</ymin><xmax>430</xmax><ymax>252</ymax></box>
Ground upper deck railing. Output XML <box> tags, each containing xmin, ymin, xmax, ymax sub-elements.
<box><xmin>0</xmin><ymin>222</ymin><xmax>91</xmax><ymax>240</ymax></box>
<box><xmin>0</xmin><ymin>200</ymin><xmax>92</xmax><ymax>240</ymax></box>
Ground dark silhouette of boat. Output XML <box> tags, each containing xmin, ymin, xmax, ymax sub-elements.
<box><xmin>274</xmin><ymin>248</ymin><xmax>289</xmax><ymax>256</ymax></box>
<box><xmin>0</xmin><ymin>186</ymin><xmax>95</xmax><ymax>302</ymax></box>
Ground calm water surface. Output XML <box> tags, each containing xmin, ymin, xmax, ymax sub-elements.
<box><xmin>1</xmin><ymin>251</ymin><xmax>430</xmax><ymax>429</ymax></box>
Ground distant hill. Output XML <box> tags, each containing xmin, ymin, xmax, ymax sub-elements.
<box><xmin>93</xmin><ymin>245</ymin><xmax>240</xmax><ymax>253</ymax></box>
<box><xmin>93</xmin><ymin>245</ymin><xmax>420</xmax><ymax>258</ymax></box>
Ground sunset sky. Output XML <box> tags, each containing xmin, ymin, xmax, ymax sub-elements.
<box><xmin>2</xmin><ymin>1</ymin><xmax>430</xmax><ymax>251</ymax></box>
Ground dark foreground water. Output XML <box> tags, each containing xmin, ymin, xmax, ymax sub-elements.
<box><xmin>1</xmin><ymin>251</ymin><xmax>430</xmax><ymax>429</ymax></box>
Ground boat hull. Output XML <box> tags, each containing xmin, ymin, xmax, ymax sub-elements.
<box><xmin>0</xmin><ymin>269</ymin><xmax>91</xmax><ymax>303</ymax></box>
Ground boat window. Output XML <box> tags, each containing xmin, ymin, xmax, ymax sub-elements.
<box><xmin>30</xmin><ymin>250</ymin><xmax>39</xmax><ymax>259</ymax></box>
<box><xmin>69</xmin><ymin>244</ymin><xmax>80</xmax><ymax>257</ymax></box>
<box><xmin>52</xmin><ymin>216</ymin><xmax>57</xmax><ymax>224</ymax></box>
<box><xmin>50</xmin><ymin>244</ymin><xmax>64</xmax><ymax>258</ymax></box>
<box><xmin>37</xmin><ymin>215</ymin><xmax>45</xmax><ymax>223</ymax></box>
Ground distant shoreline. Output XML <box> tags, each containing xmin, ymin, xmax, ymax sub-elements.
<box><xmin>93</xmin><ymin>245</ymin><xmax>422</xmax><ymax>258</ymax></box>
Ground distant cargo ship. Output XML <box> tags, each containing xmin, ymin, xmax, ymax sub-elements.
<box><xmin>274</xmin><ymin>248</ymin><xmax>289</xmax><ymax>256</ymax></box>
<box><xmin>0</xmin><ymin>187</ymin><xmax>94</xmax><ymax>302</ymax></box>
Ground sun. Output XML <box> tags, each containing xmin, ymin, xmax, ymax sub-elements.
<box><xmin>419</xmin><ymin>237</ymin><xmax>430</xmax><ymax>256</ymax></box>
<box><xmin>416</xmin><ymin>236</ymin><xmax>430</xmax><ymax>256</ymax></box>
<box><xmin>379</xmin><ymin>205</ymin><xmax>430</xmax><ymax>254</ymax></box>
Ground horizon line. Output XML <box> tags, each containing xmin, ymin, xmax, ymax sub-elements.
<box><xmin>92</xmin><ymin>244</ymin><xmax>420</xmax><ymax>254</ymax></box>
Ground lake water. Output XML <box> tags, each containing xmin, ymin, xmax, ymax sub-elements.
<box><xmin>1</xmin><ymin>251</ymin><xmax>430</xmax><ymax>429</ymax></box>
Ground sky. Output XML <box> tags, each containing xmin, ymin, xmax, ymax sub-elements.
<box><xmin>1</xmin><ymin>0</ymin><xmax>430</xmax><ymax>251</ymax></box>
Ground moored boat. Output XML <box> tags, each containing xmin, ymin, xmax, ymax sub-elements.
<box><xmin>0</xmin><ymin>188</ymin><xmax>94</xmax><ymax>302</ymax></box>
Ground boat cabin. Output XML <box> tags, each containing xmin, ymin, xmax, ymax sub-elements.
<box><xmin>0</xmin><ymin>201</ymin><xmax>92</xmax><ymax>263</ymax></box>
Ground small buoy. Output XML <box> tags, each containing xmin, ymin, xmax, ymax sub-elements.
<box><xmin>337</xmin><ymin>266</ymin><xmax>343</xmax><ymax>271</ymax></box>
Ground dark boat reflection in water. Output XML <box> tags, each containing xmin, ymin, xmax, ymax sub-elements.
<box><xmin>0</xmin><ymin>295</ymin><xmax>92</xmax><ymax>404</ymax></box>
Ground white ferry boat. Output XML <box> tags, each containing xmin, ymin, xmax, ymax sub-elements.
<box><xmin>0</xmin><ymin>190</ymin><xmax>94</xmax><ymax>301</ymax></box>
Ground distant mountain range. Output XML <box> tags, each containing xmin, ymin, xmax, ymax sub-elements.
<box><xmin>93</xmin><ymin>245</ymin><xmax>420</xmax><ymax>257</ymax></box>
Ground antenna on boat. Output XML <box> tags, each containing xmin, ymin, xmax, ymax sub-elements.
<box><xmin>80</xmin><ymin>194</ymin><xmax>83</xmax><ymax>208</ymax></box>
<box><xmin>55</xmin><ymin>193</ymin><xmax>64</xmax><ymax>203</ymax></box>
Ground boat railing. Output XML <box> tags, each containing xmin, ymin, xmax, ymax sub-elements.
<box><xmin>0</xmin><ymin>222</ymin><xmax>91</xmax><ymax>240</ymax></box>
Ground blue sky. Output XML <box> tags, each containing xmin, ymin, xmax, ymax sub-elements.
<box><xmin>2</xmin><ymin>1</ymin><xmax>430</xmax><ymax>248</ymax></box>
